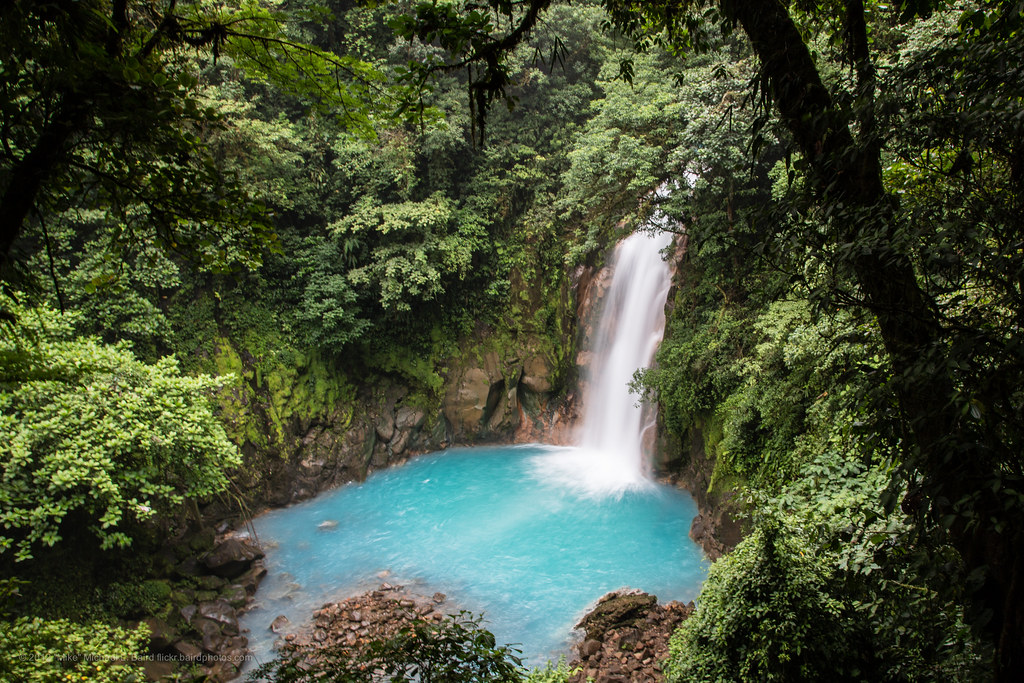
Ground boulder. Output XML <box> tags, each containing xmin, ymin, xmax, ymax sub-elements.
<box><xmin>270</xmin><ymin>615</ymin><xmax>290</xmax><ymax>633</ymax></box>
<box><xmin>197</xmin><ymin>599</ymin><xmax>239</xmax><ymax>635</ymax></box>
<box><xmin>374</xmin><ymin>412</ymin><xmax>395</xmax><ymax>442</ymax></box>
<box><xmin>443</xmin><ymin>367</ymin><xmax>490</xmax><ymax>434</ymax></box>
<box><xmin>172</xmin><ymin>639</ymin><xmax>203</xmax><ymax>661</ymax></box>
<box><xmin>394</xmin><ymin>406</ymin><xmax>426</xmax><ymax>430</ymax></box>
<box><xmin>237</xmin><ymin>564</ymin><xmax>267</xmax><ymax>596</ymax></box>
<box><xmin>220</xmin><ymin>584</ymin><xmax>248</xmax><ymax>609</ymax></box>
<box><xmin>201</xmin><ymin>538</ymin><xmax>264</xmax><ymax>579</ymax></box>
<box><xmin>520</xmin><ymin>356</ymin><xmax>554</xmax><ymax>393</ymax></box>
<box><xmin>195</xmin><ymin>574</ymin><xmax>227</xmax><ymax>591</ymax></box>
<box><xmin>575</xmin><ymin>589</ymin><xmax>657</xmax><ymax>642</ymax></box>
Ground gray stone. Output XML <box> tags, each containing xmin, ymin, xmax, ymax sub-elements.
<box><xmin>270</xmin><ymin>615</ymin><xmax>290</xmax><ymax>633</ymax></box>
<box><xmin>197</xmin><ymin>600</ymin><xmax>238</xmax><ymax>635</ymax></box>
<box><xmin>389</xmin><ymin>429</ymin><xmax>410</xmax><ymax>455</ymax></box>
<box><xmin>394</xmin><ymin>406</ymin><xmax>426</xmax><ymax>430</ymax></box>
<box><xmin>201</xmin><ymin>538</ymin><xmax>264</xmax><ymax>579</ymax></box>
<box><xmin>221</xmin><ymin>584</ymin><xmax>248</xmax><ymax>609</ymax></box>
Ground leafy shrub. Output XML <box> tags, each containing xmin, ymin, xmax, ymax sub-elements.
<box><xmin>524</xmin><ymin>656</ymin><xmax>582</xmax><ymax>682</ymax></box>
<box><xmin>0</xmin><ymin>295</ymin><xmax>241</xmax><ymax>560</ymax></box>
<box><xmin>665</xmin><ymin>517</ymin><xmax>855</xmax><ymax>682</ymax></box>
<box><xmin>0</xmin><ymin>616</ymin><xmax>148</xmax><ymax>683</ymax></box>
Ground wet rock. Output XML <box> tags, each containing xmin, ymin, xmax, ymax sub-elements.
<box><xmin>238</xmin><ymin>564</ymin><xmax>267</xmax><ymax>595</ymax></box>
<box><xmin>201</xmin><ymin>630</ymin><xmax>227</xmax><ymax>654</ymax></box>
<box><xmin>394</xmin><ymin>406</ymin><xmax>426</xmax><ymax>430</ymax></box>
<box><xmin>575</xmin><ymin>589</ymin><xmax>657</xmax><ymax>641</ymax></box>
<box><xmin>221</xmin><ymin>584</ymin><xmax>248</xmax><ymax>609</ymax></box>
<box><xmin>271</xmin><ymin>615</ymin><xmax>290</xmax><ymax>633</ymax></box>
<box><xmin>201</xmin><ymin>538</ymin><xmax>265</xmax><ymax>579</ymax></box>
<box><xmin>375</xmin><ymin>413</ymin><xmax>395</xmax><ymax>442</ymax></box>
<box><xmin>568</xmin><ymin>591</ymin><xmax>694</xmax><ymax>683</ymax></box>
<box><xmin>198</xmin><ymin>600</ymin><xmax>239</xmax><ymax>635</ymax></box>
<box><xmin>443</xmin><ymin>367</ymin><xmax>490</xmax><ymax>435</ymax></box>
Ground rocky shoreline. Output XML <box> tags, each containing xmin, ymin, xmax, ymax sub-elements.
<box><xmin>252</xmin><ymin>584</ymin><xmax>691</xmax><ymax>683</ymax></box>
<box><xmin>569</xmin><ymin>589</ymin><xmax>694</xmax><ymax>683</ymax></box>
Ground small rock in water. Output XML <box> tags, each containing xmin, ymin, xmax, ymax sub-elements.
<box><xmin>376</xmin><ymin>570</ymin><xmax>391</xmax><ymax>579</ymax></box>
<box><xmin>270</xmin><ymin>615</ymin><xmax>289</xmax><ymax>633</ymax></box>
<box><xmin>317</xmin><ymin>519</ymin><xmax>338</xmax><ymax>530</ymax></box>
<box><xmin>432</xmin><ymin>592</ymin><xmax>446</xmax><ymax>604</ymax></box>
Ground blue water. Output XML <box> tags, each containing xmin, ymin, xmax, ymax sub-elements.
<box><xmin>240</xmin><ymin>444</ymin><xmax>706</xmax><ymax>667</ymax></box>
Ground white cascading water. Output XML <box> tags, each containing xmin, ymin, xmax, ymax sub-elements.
<box><xmin>532</xmin><ymin>227</ymin><xmax>675</xmax><ymax>497</ymax></box>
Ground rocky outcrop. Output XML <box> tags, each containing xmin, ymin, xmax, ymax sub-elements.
<box><xmin>136</xmin><ymin>535</ymin><xmax>266</xmax><ymax>682</ymax></box>
<box><xmin>656</xmin><ymin>422</ymin><xmax>744</xmax><ymax>560</ymax></box>
<box><xmin>441</xmin><ymin>344</ymin><xmax>571</xmax><ymax>443</ymax></box>
<box><xmin>569</xmin><ymin>589</ymin><xmax>694</xmax><ymax>683</ymax></box>
<box><xmin>201</xmin><ymin>538</ymin><xmax>265</xmax><ymax>578</ymax></box>
<box><xmin>268</xmin><ymin>584</ymin><xmax>450</xmax><ymax>661</ymax></box>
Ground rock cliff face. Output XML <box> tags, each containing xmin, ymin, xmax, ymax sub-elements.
<box><xmin>205</xmin><ymin>343</ymin><xmax>570</xmax><ymax>521</ymax></box>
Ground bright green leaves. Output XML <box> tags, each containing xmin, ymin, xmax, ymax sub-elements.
<box><xmin>0</xmin><ymin>616</ymin><xmax>148</xmax><ymax>683</ymax></box>
<box><xmin>0</xmin><ymin>295</ymin><xmax>241</xmax><ymax>561</ymax></box>
<box><xmin>336</xmin><ymin>193</ymin><xmax>476</xmax><ymax>312</ymax></box>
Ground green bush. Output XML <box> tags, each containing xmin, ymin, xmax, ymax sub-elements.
<box><xmin>0</xmin><ymin>295</ymin><xmax>241</xmax><ymax>561</ymax></box>
<box><xmin>0</xmin><ymin>616</ymin><xmax>148</xmax><ymax>683</ymax></box>
<box><xmin>665</xmin><ymin>518</ymin><xmax>854</xmax><ymax>682</ymax></box>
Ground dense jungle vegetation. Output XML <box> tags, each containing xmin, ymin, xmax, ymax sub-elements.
<box><xmin>2</xmin><ymin>0</ymin><xmax>1023</xmax><ymax>681</ymax></box>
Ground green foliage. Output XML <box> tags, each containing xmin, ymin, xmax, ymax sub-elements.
<box><xmin>102</xmin><ymin>579</ymin><xmax>173</xmax><ymax>619</ymax></box>
<box><xmin>253</xmin><ymin>611</ymin><xmax>524</xmax><ymax>683</ymax></box>
<box><xmin>525</xmin><ymin>656</ymin><xmax>582</xmax><ymax>682</ymax></box>
<box><xmin>667</xmin><ymin>517</ymin><xmax>853</xmax><ymax>682</ymax></box>
<box><xmin>0</xmin><ymin>295</ymin><xmax>240</xmax><ymax>561</ymax></box>
<box><xmin>337</xmin><ymin>193</ymin><xmax>480</xmax><ymax>312</ymax></box>
<box><xmin>0</xmin><ymin>616</ymin><xmax>148</xmax><ymax>683</ymax></box>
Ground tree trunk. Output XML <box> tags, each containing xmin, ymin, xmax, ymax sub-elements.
<box><xmin>0</xmin><ymin>95</ymin><xmax>88</xmax><ymax>278</ymax></box>
<box><xmin>727</xmin><ymin>0</ymin><xmax>1024</xmax><ymax>676</ymax></box>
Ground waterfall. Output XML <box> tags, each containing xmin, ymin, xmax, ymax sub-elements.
<box><xmin>579</xmin><ymin>231</ymin><xmax>674</xmax><ymax>464</ymax></box>
<box><xmin>532</xmin><ymin>228</ymin><xmax>675</xmax><ymax>496</ymax></box>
